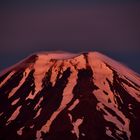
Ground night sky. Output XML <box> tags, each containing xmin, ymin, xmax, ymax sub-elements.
<box><xmin>1</xmin><ymin>0</ymin><xmax>140</xmax><ymax>73</ymax></box>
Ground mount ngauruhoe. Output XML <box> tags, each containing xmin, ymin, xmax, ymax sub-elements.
<box><xmin>0</xmin><ymin>52</ymin><xmax>140</xmax><ymax>140</ymax></box>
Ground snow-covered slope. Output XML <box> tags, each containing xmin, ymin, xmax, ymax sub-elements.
<box><xmin>0</xmin><ymin>51</ymin><xmax>140</xmax><ymax>140</ymax></box>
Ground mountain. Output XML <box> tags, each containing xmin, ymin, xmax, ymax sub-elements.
<box><xmin>0</xmin><ymin>51</ymin><xmax>140</xmax><ymax>140</ymax></box>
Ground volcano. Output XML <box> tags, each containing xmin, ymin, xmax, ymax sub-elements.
<box><xmin>0</xmin><ymin>52</ymin><xmax>140</xmax><ymax>140</ymax></box>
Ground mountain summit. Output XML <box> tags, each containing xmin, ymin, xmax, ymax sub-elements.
<box><xmin>0</xmin><ymin>51</ymin><xmax>140</xmax><ymax>140</ymax></box>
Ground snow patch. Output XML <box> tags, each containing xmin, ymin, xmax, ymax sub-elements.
<box><xmin>0</xmin><ymin>71</ymin><xmax>15</xmax><ymax>88</ymax></box>
<box><xmin>17</xmin><ymin>127</ymin><xmax>24</xmax><ymax>136</ymax></box>
<box><xmin>6</xmin><ymin>105</ymin><xmax>22</xmax><ymax>125</ymax></box>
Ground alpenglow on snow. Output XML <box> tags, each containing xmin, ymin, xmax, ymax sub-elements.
<box><xmin>0</xmin><ymin>52</ymin><xmax>140</xmax><ymax>140</ymax></box>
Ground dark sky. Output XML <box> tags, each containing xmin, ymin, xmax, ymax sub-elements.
<box><xmin>1</xmin><ymin>0</ymin><xmax>140</xmax><ymax>73</ymax></box>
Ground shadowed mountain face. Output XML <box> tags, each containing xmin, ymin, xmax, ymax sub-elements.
<box><xmin>0</xmin><ymin>52</ymin><xmax>140</xmax><ymax>140</ymax></box>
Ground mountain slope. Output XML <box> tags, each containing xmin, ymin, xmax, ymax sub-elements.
<box><xmin>0</xmin><ymin>52</ymin><xmax>140</xmax><ymax>140</ymax></box>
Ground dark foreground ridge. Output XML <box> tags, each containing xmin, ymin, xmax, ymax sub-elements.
<box><xmin>0</xmin><ymin>52</ymin><xmax>140</xmax><ymax>140</ymax></box>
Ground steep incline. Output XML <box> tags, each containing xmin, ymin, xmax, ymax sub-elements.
<box><xmin>0</xmin><ymin>52</ymin><xmax>140</xmax><ymax>140</ymax></box>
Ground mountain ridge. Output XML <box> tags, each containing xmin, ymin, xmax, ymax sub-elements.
<box><xmin>1</xmin><ymin>51</ymin><xmax>139</xmax><ymax>84</ymax></box>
